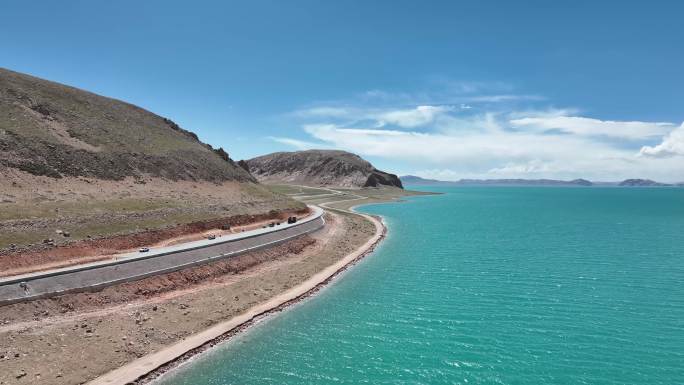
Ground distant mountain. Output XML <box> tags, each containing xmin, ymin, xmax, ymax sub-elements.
<box><xmin>569</xmin><ymin>178</ymin><xmax>594</xmax><ymax>186</ymax></box>
<box><xmin>246</xmin><ymin>150</ymin><xmax>403</xmax><ymax>188</ymax></box>
<box><xmin>401</xmin><ymin>175</ymin><xmax>684</xmax><ymax>187</ymax></box>
<box><xmin>618</xmin><ymin>179</ymin><xmax>672</xmax><ymax>187</ymax></box>
<box><xmin>400</xmin><ymin>175</ymin><xmax>593</xmax><ymax>186</ymax></box>
<box><xmin>0</xmin><ymin>67</ymin><xmax>254</xmax><ymax>182</ymax></box>
<box><xmin>399</xmin><ymin>175</ymin><xmax>444</xmax><ymax>185</ymax></box>
<box><xmin>457</xmin><ymin>178</ymin><xmax>594</xmax><ymax>186</ymax></box>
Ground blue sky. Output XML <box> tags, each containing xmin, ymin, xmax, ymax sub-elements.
<box><xmin>2</xmin><ymin>1</ymin><xmax>683</xmax><ymax>181</ymax></box>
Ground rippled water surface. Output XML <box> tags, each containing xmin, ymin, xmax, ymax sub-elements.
<box><xmin>158</xmin><ymin>187</ymin><xmax>684</xmax><ymax>384</ymax></box>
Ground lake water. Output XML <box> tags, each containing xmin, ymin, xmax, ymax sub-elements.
<box><xmin>157</xmin><ymin>187</ymin><xmax>684</xmax><ymax>384</ymax></box>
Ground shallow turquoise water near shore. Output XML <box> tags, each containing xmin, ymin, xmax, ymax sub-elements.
<box><xmin>158</xmin><ymin>187</ymin><xmax>684</xmax><ymax>384</ymax></box>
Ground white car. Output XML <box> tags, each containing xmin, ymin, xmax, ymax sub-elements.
<box><xmin>139</xmin><ymin>247</ymin><xmax>150</xmax><ymax>253</ymax></box>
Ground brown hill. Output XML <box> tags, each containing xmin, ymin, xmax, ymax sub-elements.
<box><xmin>0</xmin><ymin>68</ymin><xmax>304</xmax><ymax>260</ymax></box>
<box><xmin>245</xmin><ymin>150</ymin><xmax>403</xmax><ymax>188</ymax></box>
<box><xmin>0</xmin><ymin>67</ymin><xmax>253</xmax><ymax>182</ymax></box>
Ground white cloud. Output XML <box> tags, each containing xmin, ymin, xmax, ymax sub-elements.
<box><xmin>467</xmin><ymin>94</ymin><xmax>544</xmax><ymax>103</ymax></box>
<box><xmin>377</xmin><ymin>105</ymin><xmax>452</xmax><ymax>128</ymax></box>
<box><xmin>302</xmin><ymin>123</ymin><xmax>623</xmax><ymax>164</ymax></box>
<box><xmin>267</xmin><ymin>136</ymin><xmax>327</xmax><ymax>150</ymax></box>
<box><xmin>297</xmin><ymin>106</ymin><xmax>676</xmax><ymax>141</ymax></box>
<box><xmin>639</xmin><ymin>123</ymin><xmax>684</xmax><ymax>157</ymax></box>
<box><xmin>294</xmin><ymin>105</ymin><xmax>455</xmax><ymax>129</ymax></box>
<box><xmin>412</xmin><ymin>168</ymin><xmax>461</xmax><ymax>179</ymax></box>
<box><xmin>507</xmin><ymin>108</ymin><xmax>578</xmax><ymax>119</ymax></box>
<box><xmin>278</xmin><ymin>87</ymin><xmax>684</xmax><ymax>182</ymax></box>
<box><xmin>285</xmin><ymin>122</ymin><xmax>684</xmax><ymax>182</ymax></box>
<box><xmin>488</xmin><ymin>160</ymin><xmax>552</xmax><ymax>174</ymax></box>
<box><xmin>437</xmin><ymin>112</ymin><xmax>503</xmax><ymax>134</ymax></box>
<box><xmin>510</xmin><ymin>115</ymin><xmax>675</xmax><ymax>140</ymax></box>
<box><xmin>293</xmin><ymin>106</ymin><xmax>353</xmax><ymax>118</ymax></box>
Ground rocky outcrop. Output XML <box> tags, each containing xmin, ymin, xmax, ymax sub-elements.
<box><xmin>237</xmin><ymin>159</ymin><xmax>250</xmax><ymax>173</ymax></box>
<box><xmin>246</xmin><ymin>150</ymin><xmax>403</xmax><ymax>188</ymax></box>
<box><xmin>363</xmin><ymin>171</ymin><xmax>402</xmax><ymax>188</ymax></box>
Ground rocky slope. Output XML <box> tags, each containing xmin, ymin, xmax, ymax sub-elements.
<box><xmin>0</xmin><ymin>68</ymin><xmax>304</xmax><ymax>256</ymax></box>
<box><xmin>0</xmin><ymin>67</ymin><xmax>253</xmax><ymax>182</ymax></box>
<box><xmin>245</xmin><ymin>150</ymin><xmax>403</xmax><ymax>188</ymax></box>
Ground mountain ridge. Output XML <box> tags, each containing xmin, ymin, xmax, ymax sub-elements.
<box><xmin>401</xmin><ymin>175</ymin><xmax>680</xmax><ymax>187</ymax></box>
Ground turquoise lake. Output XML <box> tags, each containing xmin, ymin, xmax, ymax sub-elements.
<box><xmin>158</xmin><ymin>187</ymin><xmax>684</xmax><ymax>384</ymax></box>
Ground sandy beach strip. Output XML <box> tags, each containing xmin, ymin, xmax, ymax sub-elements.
<box><xmin>87</xmin><ymin>209</ymin><xmax>385</xmax><ymax>385</ymax></box>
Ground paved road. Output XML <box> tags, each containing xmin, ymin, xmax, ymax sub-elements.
<box><xmin>0</xmin><ymin>206</ymin><xmax>324</xmax><ymax>305</ymax></box>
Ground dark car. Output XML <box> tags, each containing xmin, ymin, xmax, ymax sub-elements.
<box><xmin>207</xmin><ymin>234</ymin><xmax>216</xmax><ymax>240</ymax></box>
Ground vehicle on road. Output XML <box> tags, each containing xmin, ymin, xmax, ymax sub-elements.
<box><xmin>139</xmin><ymin>247</ymin><xmax>150</xmax><ymax>253</ymax></box>
<box><xmin>207</xmin><ymin>234</ymin><xmax>216</xmax><ymax>240</ymax></box>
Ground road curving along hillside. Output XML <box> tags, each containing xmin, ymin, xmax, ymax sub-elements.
<box><xmin>0</xmin><ymin>206</ymin><xmax>324</xmax><ymax>305</ymax></box>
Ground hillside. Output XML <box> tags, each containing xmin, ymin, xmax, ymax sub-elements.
<box><xmin>245</xmin><ymin>150</ymin><xmax>403</xmax><ymax>188</ymax></box>
<box><xmin>0</xmin><ymin>68</ymin><xmax>304</xmax><ymax>264</ymax></box>
<box><xmin>0</xmin><ymin>67</ymin><xmax>253</xmax><ymax>182</ymax></box>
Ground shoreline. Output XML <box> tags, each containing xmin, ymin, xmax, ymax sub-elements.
<box><xmin>88</xmin><ymin>207</ymin><xmax>387</xmax><ymax>385</ymax></box>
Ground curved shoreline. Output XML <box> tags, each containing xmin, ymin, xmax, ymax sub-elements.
<box><xmin>87</xmin><ymin>206</ymin><xmax>386</xmax><ymax>385</ymax></box>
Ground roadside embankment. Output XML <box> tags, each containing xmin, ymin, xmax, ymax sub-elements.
<box><xmin>0</xmin><ymin>208</ymin><xmax>323</xmax><ymax>305</ymax></box>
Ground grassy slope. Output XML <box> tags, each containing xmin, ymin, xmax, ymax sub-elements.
<box><xmin>0</xmin><ymin>67</ymin><xmax>252</xmax><ymax>182</ymax></box>
<box><xmin>0</xmin><ymin>68</ymin><xmax>304</xmax><ymax>250</ymax></box>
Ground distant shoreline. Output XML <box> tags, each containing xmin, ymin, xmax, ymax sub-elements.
<box><xmin>401</xmin><ymin>175</ymin><xmax>683</xmax><ymax>188</ymax></box>
<box><xmin>405</xmin><ymin>184</ymin><xmax>684</xmax><ymax>188</ymax></box>
<box><xmin>88</xmin><ymin>207</ymin><xmax>387</xmax><ymax>385</ymax></box>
